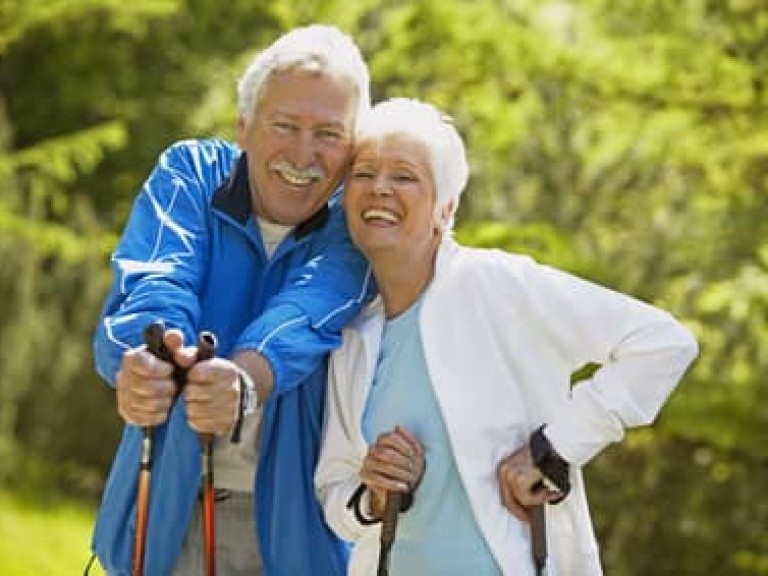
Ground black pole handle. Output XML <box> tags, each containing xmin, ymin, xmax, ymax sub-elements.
<box><xmin>143</xmin><ymin>321</ymin><xmax>186</xmax><ymax>389</ymax></box>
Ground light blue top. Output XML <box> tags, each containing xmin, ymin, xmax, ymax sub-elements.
<box><xmin>362</xmin><ymin>297</ymin><xmax>501</xmax><ymax>576</ymax></box>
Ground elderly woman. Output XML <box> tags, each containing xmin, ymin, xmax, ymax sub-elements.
<box><xmin>314</xmin><ymin>98</ymin><xmax>698</xmax><ymax>576</ymax></box>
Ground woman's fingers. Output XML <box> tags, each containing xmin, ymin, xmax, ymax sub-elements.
<box><xmin>361</xmin><ymin>427</ymin><xmax>426</xmax><ymax>492</ymax></box>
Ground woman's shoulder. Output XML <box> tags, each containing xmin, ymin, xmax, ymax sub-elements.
<box><xmin>444</xmin><ymin>241</ymin><xmax>539</xmax><ymax>285</ymax></box>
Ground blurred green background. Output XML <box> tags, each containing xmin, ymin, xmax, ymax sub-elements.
<box><xmin>1</xmin><ymin>1</ymin><xmax>766</xmax><ymax>574</ymax></box>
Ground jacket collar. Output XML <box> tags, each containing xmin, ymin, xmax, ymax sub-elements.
<box><xmin>212</xmin><ymin>152</ymin><xmax>329</xmax><ymax>240</ymax></box>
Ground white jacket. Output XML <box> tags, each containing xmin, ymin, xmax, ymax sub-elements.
<box><xmin>315</xmin><ymin>239</ymin><xmax>698</xmax><ymax>576</ymax></box>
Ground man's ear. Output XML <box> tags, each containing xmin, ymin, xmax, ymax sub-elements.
<box><xmin>235</xmin><ymin>115</ymin><xmax>247</xmax><ymax>148</ymax></box>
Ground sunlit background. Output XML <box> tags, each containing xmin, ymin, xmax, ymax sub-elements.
<box><xmin>1</xmin><ymin>1</ymin><xmax>766</xmax><ymax>574</ymax></box>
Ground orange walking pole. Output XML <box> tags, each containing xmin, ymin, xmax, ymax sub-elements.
<box><xmin>132</xmin><ymin>322</ymin><xmax>169</xmax><ymax>576</ymax></box>
<box><xmin>134</xmin><ymin>324</ymin><xmax>218</xmax><ymax>576</ymax></box>
<box><xmin>131</xmin><ymin>425</ymin><xmax>152</xmax><ymax>576</ymax></box>
<box><xmin>195</xmin><ymin>332</ymin><xmax>218</xmax><ymax>576</ymax></box>
<box><xmin>201</xmin><ymin>437</ymin><xmax>215</xmax><ymax>576</ymax></box>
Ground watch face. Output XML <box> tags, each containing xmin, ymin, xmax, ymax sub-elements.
<box><xmin>246</xmin><ymin>389</ymin><xmax>258</xmax><ymax>412</ymax></box>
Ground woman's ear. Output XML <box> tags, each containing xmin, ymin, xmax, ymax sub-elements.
<box><xmin>439</xmin><ymin>200</ymin><xmax>456</xmax><ymax>227</ymax></box>
<box><xmin>433</xmin><ymin>199</ymin><xmax>455</xmax><ymax>235</ymax></box>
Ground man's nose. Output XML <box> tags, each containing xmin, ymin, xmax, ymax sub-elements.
<box><xmin>290</xmin><ymin>129</ymin><xmax>318</xmax><ymax>168</ymax></box>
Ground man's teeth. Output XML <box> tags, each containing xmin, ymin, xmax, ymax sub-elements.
<box><xmin>279</xmin><ymin>170</ymin><xmax>313</xmax><ymax>186</ymax></box>
<box><xmin>362</xmin><ymin>209</ymin><xmax>398</xmax><ymax>223</ymax></box>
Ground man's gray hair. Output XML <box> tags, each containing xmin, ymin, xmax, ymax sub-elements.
<box><xmin>237</xmin><ymin>24</ymin><xmax>370</xmax><ymax>125</ymax></box>
<box><xmin>355</xmin><ymin>98</ymin><xmax>469</xmax><ymax>230</ymax></box>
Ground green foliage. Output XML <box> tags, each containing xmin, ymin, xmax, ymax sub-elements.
<box><xmin>0</xmin><ymin>489</ymin><xmax>102</xmax><ymax>576</ymax></box>
<box><xmin>1</xmin><ymin>0</ymin><xmax>766</xmax><ymax>573</ymax></box>
<box><xmin>588</xmin><ymin>434</ymin><xmax>768</xmax><ymax>576</ymax></box>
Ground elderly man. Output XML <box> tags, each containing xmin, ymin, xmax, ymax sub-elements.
<box><xmin>89</xmin><ymin>25</ymin><xmax>373</xmax><ymax>576</ymax></box>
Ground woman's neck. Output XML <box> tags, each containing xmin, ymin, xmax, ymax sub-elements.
<box><xmin>372</xmin><ymin>237</ymin><xmax>440</xmax><ymax>319</ymax></box>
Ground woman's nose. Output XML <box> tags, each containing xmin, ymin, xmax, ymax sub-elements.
<box><xmin>374</xmin><ymin>175</ymin><xmax>392</xmax><ymax>196</ymax></box>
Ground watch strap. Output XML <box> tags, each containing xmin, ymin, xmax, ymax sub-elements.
<box><xmin>530</xmin><ymin>425</ymin><xmax>571</xmax><ymax>501</ymax></box>
<box><xmin>230</xmin><ymin>367</ymin><xmax>258</xmax><ymax>443</ymax></box>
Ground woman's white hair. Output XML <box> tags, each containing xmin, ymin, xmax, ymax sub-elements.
<box><xmin>355</xmin><ymin>98</ymin><xmax>469</xmax><ymax>230</ymax></box>
<box><xmin>237</xmin><ymin>24</ymin><xmax>370</xmax><ymax>126</ymax></box>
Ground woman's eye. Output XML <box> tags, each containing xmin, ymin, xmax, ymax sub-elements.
<box><xmin>351</xmin><ymin>169</ymin><xmax>375</xmax><ymax>179</ymax></box>
<box><xmin>393</xmin><ymin>173</ymin><xmax>417</xmax><ymax>183</ymax></box>
<box><xmin>274</xmin><ymin>121</ymin><xmax>296</xmax><ymax>133</ymax></box>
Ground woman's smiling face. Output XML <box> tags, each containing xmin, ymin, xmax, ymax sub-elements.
<box><xmin>344</xmin><ymin>134</ymin><xmax>440</xmax><ymax>261</ymax></box>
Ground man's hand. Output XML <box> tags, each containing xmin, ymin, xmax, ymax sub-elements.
<box><xmin>497</xmin><ymin>443</ymin><xmax>564</xmax><ymax>523</ymax></box>
<box><xmin>183</xmin><ymin>355</ymin><xmax>240</xmax><ymax>437</ymax></box>
<box><xmin>116</xmin><ymin>329</ymin><xmax>187</xmax><ymax>427</ymax></box>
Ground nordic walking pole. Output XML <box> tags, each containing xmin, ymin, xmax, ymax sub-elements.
<box><xmin>132</xmin><ymin>321</ymin><xmax>174</xmax><ymax>576</ymax></box>
<box><xmin>376</xmin><ymin>491</ymin><xmax>402</xmax><ymax>576</ymax></box>
<box><xmin>195</xmin><ymin>331</ymin><xmax>218</xmax><ymax>576</ymax></box>
<box><xmin>530</xmin><ymin>503</ymin><xmax>547</xmax><ymax>576</ymax></box>
<box><xmin>131</xmin><ymin>425</ymin><xmax>152</xmax><ymax>576</ymax></box>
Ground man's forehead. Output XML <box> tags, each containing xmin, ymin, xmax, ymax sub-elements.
<box><xmin>258</xmin><ymin>69</ymin><xmax>358</xmax><ymax>123</ymax></box>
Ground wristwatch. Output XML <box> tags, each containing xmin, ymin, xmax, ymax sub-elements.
<box><xmin>230</xmin><ymin>367</ymin><xmax>259</xmax><ymax>443</ymax></box>
<box><xmin>530</xmin><ymin>425</ymin><xmax>570</xmax><ymax>502</ymax></box>
<box><xmin>237</xmin><ymin>367</ymin><xmax>259</xmax><ymax>416</ymax></box>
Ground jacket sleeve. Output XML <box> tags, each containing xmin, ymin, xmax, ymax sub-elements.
<box><xmin>509</xmin><ymin>254</ymin><xmax>699</xmax><ymax>466</ymax></box>
<box><xmin>92</xmin><ymin>142</ymin><xmax>212</xmax><ymax>386</ymax></box>
<box><xmin>234</xmin><ymin>197</ymin><xmax>375</xmax><ymax>396</ymax></box>
<box><xmin>314</xmin><ymin>342</ymin><xmax>380</xmax><ymax>543</ymax></box>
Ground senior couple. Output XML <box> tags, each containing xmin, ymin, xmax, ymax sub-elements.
<box><xmin>90</xmin><ymin>24</ymin><xmax>698</xmax><ymax>576</ymax></box>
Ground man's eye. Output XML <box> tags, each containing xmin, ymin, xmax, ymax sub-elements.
<box><xmin>393</xmin><ymin>173</ymin><xmax>416</xmax><ymax>182</ymax></box>
<box><xmin>317</xmin><ymin>129</ymin><xmax>343</xmax><ymax>142</ymax></box>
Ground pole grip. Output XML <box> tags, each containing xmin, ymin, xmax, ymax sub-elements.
<box><xmin>531</xmin><ymin>503</ymin><xmax>547</xmax><ymax>576</ymax></box>
<box><xmin>376</xmin><ymin>491</ymin><xmax>402</xmax><ymax>576</ymax></box>
<box><xmin>195</xmin><ymin>330</ymin><xmax>218</xmax><ymax>576</ymax></box>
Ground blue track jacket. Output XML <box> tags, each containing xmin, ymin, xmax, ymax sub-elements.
<box><xmin>91</xmin><ymin>139</ymin><xmax>373</xmax><ymax>575</ymax></box>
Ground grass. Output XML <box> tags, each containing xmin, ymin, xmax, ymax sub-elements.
<box><xmin>0</xmin><ymin>488</ymin><xmax>106</xmax><ymax>575</ymax></box>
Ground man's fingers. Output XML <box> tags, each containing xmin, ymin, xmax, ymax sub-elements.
<box><xmin>163</xmin><ymin>329</ymin><xmax>185</xmax><ymax>352</ymax></box>
<box><xmin>123</xmin><ymin>348</ymin><xmax>173</xmax><ymax>378</ymax></box>
<box><xmin>173</xmin><ymin>345</ymin><xmax>199</xmax><ymax>369</ymax></box>
<box><xmin>116</xmin><ymin>346</ymin><xmax>178</xmax><ymax>427</ymax></box>
<box><xmin>183</xmin><ymin>359</ymin><xmax>239</xmax><ymax>435</ymax></box>
<box><xmin>117</xmin><ymin>379</ymin><xmax>174</xmax><ymax>426</ymax></box>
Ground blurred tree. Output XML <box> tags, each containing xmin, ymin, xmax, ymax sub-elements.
<box><xmin>1</xmin><ymin>0</ymin><xmax>766</xmax><ymax>573</ymax></box>
<box><xmin>343</xmin><ymin>1</ymin><xmax>768</xmax><ymax>573</ymax></box>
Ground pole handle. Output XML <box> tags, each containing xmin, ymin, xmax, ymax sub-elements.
<box><xmin>376</xmin><ymin>491</ymin><xmax>402</xmax><ymax>576</ymax></box>
<box><xmin>531</xmin><ymin>503</ymin><xmax>547</xmax><ymax>576</ymax></box>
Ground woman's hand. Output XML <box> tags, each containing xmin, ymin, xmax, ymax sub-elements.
<box><xmin>497</xmin><ymin>443</ymin><xmax>563</xmax><ymax>523</ymax></box>
<box><xmin>360</xmin><ymin>425</ymin><xmax>425</xmax><ymax>518</ymax></box>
